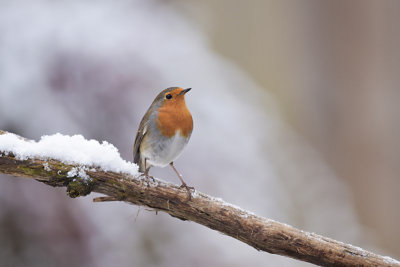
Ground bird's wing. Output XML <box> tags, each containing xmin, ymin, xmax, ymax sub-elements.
<box><xmin>133</xmin><ymin>116</ymin><xmax>149</xmax><ymax>170</ymax></box>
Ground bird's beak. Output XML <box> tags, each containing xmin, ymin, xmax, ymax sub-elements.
<box><xmin>179</xmin><ymin>88</ymin><xmax>191</xmax><ymax>95</ymax></box>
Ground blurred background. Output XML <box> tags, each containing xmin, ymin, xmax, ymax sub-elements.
<box><xmin>0</xmin><ymin>0</ymin><xmax>399</xmax><ymax>266</ymax></box>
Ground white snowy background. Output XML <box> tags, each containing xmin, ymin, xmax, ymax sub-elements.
<box><xmin>0</xmin><ymin>1</ymin><xmax>397</xmax><ymax>266</ymax></box>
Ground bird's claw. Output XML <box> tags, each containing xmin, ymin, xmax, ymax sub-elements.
<box><xmin>179</xmin><ymin>183</ymin><xmax>194</xmax><ymax>191</ymax></box>
<box><xmin>179</xmin><ymin>183</ymin><xmax>194</xmax><ymax>200</ymax></box>
<box><xmin>138</xmin><ymin>173</ymin><xmax>156</xmax><ymax>187</ymax></box>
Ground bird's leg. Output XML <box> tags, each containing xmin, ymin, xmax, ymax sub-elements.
<box><xmin>138</xmin><ymin>159</ymin><xmax>155</xmax><ymax>183</ymax></box>
<box><xmin>170</xmin><ymin>162</ymin><xmax>194</xmax><ymax>192</ymax></box>
<box><xmin>144</xmin><ymin>159</ymin><xmax>156</xmax><ymax>184</ymax></box>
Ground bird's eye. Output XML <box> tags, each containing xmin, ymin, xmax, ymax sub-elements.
<box><xmin>166</xmin><ymin>94</ymin><xmax>172</xmax><ymax>99</ymax></box>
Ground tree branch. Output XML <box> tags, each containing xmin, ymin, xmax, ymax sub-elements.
<box><xmin>0</xmin><ymin>130</ymin><xmax>398</xmax><ymax>267</ymax></box>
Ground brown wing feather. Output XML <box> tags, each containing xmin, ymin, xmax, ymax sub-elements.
<box><xmin>133</xmin><ymin>116</ymin><xmax>148</xmax><ymax>172</ymax></box>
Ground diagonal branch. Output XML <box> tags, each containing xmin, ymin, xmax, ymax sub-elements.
<box><xmin>0</xmin><ymin>130</ymin><xmax>398</xmax><ymax>267</ymax></box>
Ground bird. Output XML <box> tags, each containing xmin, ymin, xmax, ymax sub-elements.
<box><xmin>133</xmin><ymin>87</ymin><xmax>194</xmax><ymax>191</ymax></box>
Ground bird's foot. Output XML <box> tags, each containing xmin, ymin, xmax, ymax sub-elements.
<box><xmin>138</xmin><ymin>173</ymin><xmax>156</xmax><ymax>186</ymax></box>
<box><xmin>179</xmin><ymin>183</ymin><xmax>194</xmax><ymax>190</ymax></box>
<box><xmin>179</xmin><ymin>182</ymin><xmax>194</xmax><ymax>200</ymax></box>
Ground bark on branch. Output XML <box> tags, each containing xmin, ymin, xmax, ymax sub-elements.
<box><xmin>0</xmin><ymin>130</ymin><xmax>398</xmax><ymax>267</ymax></box>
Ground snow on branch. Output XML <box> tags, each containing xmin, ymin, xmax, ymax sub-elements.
<box><xmin>0</xmin><ymin>130</ymin><xmax>398</xmax><ymax>267</ymax></box>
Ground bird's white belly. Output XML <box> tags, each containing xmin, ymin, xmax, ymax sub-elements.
<box><xmin>142</xmin><ymin>131</ymin><xmax>189</xmax><ymax>167</ymax></box>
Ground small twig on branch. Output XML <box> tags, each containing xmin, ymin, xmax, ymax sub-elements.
<box><xmin>93</xmin><ymin>196</ymin><xmax>118</xmax><ymax>202</ymax></box>
<box><xmin>0</xmin><ymin>130</ymin><xmax>398</xmax><ymax>267</ymax></box>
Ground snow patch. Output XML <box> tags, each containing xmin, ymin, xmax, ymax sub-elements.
<box><xmin>191</xmin><ymin>190</ymin><xmax>257</xmax><ymax>219</ymax></box>
<box><xmin>0</xmin><ymin>132</ymin><xmax>138</xmax><ymax>176</ymax></box>
<box><xmin>67</xmin><ymin>166</ymin><xmax>91</xmax><ymax>182</ymax></box>
<box><xmin>383</xmin><ymin>256</ymin><xmax>400</xmax><ymax>265</ymax></box>
<box><xmin>43</xmin><ymin>162</ymin><xmax>51</xmax><ymax>171</ymax></box>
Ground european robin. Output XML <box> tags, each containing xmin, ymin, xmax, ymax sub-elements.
<box><xmin>133</xmin><ymin>87</ymin><xmax>193</xmax><ymax>191</ymax></box>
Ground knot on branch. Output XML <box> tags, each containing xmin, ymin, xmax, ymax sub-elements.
<box><xmin>64</xmin><ymin>167</ymin><xmax>95</xmax><ymax>198</ymax></box>
<box><xmin>66</xmin><ymin>177</ymin><xmax>94</xmax><ymax>198</ymax></box>
<box><xmin>39</xmin><ymin>165</ymin><xmax>95</xmax><ymax>198</ymax></box>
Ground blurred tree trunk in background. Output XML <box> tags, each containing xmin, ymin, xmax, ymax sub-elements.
<box><xmin>171</xmin><ymin>0</ymin><xmax>400</xmax><ymax>257</ymax></box>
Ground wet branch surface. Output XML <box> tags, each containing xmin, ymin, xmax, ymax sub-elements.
<box><xmin>0</xmin><ymin>130</ymin><xmax>398</xmax><ymax>267</ymax></box>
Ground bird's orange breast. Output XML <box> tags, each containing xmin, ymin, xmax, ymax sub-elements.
<box><xmin>155</xmin><ymin>99</ymin><xmax>193</xmax><ymax>138</ymax></box>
